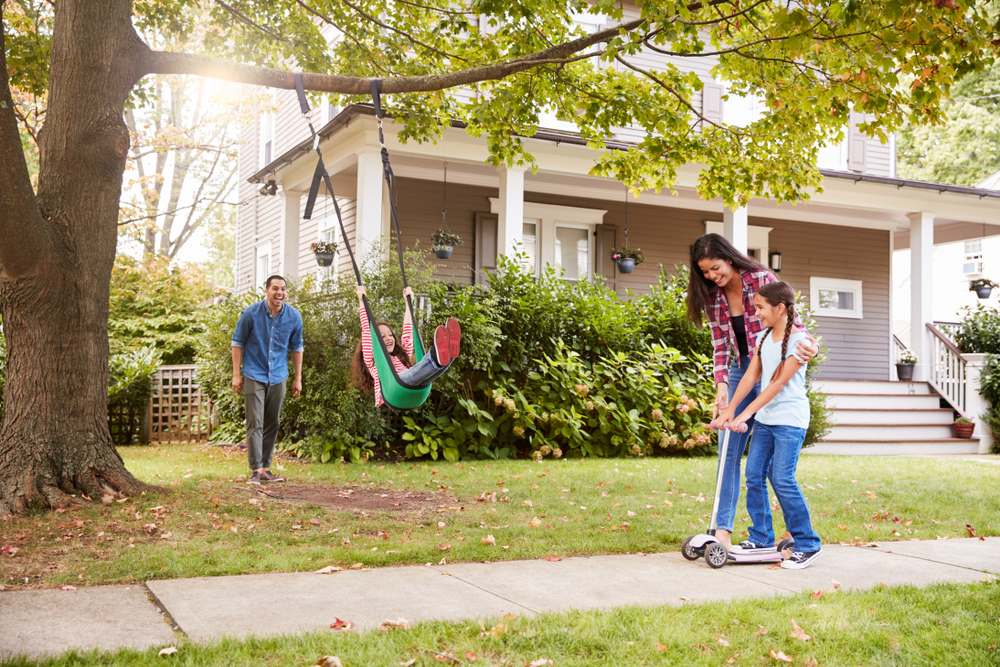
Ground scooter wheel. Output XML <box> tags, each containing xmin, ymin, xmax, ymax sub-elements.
<box><xmin>705</xmin><ymin>542</ymin><xmax>728</xmax><ymax>569</ymax></box>
<box><xmin>681</xmin><ymin>535</ymin><xmax>701</xmax><ymax>561</ymax></box>
<box><xmin>777</xmin><ymin>538</ymin><xmax>796</xmax><ymax>553</ymax></box>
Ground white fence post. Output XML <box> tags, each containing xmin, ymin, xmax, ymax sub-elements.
<box><xmin>961</xmin><ymin>353</ymin><xmax>994</xmax><ymax>454</ymax></box>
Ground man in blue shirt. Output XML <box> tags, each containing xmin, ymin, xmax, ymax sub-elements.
<box><xmin>231</xmin><ymin>275</ymin><xmax>304</xmax><ymax>485</ymax></box>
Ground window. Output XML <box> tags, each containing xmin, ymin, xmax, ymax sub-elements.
<box><xmin>259</xmin><ymin>98</ymin><xmax>275</xmax><ymax>169</ymax></box>
<box><xmin>817</xmin><ymin>138</ymin><xmax>848</xmax><ymax>171</ymax></box>
<box><xmin>722</xmin><ymin>92</ymin><xmax>765</xmax><ymax>127</ymax></box>
<box><xmin>256</xmin><ymin>241</ymin><xmax>272</xmax><ymax>288</ymax></box>
<box><xmin>964</xmin><ymin>239</ymin><xmax>984</xmax><ymax>276</ymax></box>
<box><xmin>491</xmin><ymin>200</ymin><xmax>607</xmax><ymax>280</ymax></box>
<box><xmin>321</xmin><ymin>96</ymin><xmax>340</xmax><ymax>125</ymax></box>
<box><xmin>810</xmin><ymin>277</ymin><xmax>863</xmax><ymax>319</ymax></box>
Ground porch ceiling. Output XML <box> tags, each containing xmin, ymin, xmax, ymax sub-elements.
<box><xmin>252</xmin><ymin>106</ymin><xmax>1000</xmax><ymax>239</ymax></box>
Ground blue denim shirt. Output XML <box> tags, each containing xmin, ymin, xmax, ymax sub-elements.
<box><xmin>231</xmin><ymin>300</ymin><xmax>304</xmax><ymax>386</ymax></box>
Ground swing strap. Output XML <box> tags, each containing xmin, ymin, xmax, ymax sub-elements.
<box><xmin>291</xmin><ymin>75</ymin><xmax>433</xmax><ymax>404</ymax></box>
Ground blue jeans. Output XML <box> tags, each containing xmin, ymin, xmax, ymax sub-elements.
<box><xmin>715</xmin><ymin>355</ymin><xmax>760</xmax><ymax>532</ymax></box>
<box><xmin>745</xmin><ymin>423</ymin><xmax>821</xmax><ymax>552</ymax></box>
<box><xmin>398</xmin><ymin>349</ymin><xmax>452</xmax><ymax>386</ymax></box>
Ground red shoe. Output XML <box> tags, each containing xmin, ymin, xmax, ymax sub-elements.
<box><xmin>445</xmin><ymin>318</ymin><xmax>461</xmax><ymax>360</ymax></box>
<box><xmin>433</xmin><ymin>325</ymin><xmax>451</xmax><ymax>366</ymax></box>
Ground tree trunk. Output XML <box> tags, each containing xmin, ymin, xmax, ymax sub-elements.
<box><xmin>0</xmin><ymin>0</ymin><xmax>153</xmax><ymax>517</ymax></box>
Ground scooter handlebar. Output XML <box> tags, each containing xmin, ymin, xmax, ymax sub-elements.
<box><xmin>709</xmin><ymin>420</ymin><xmax>748</xmax><ymax>433</ymax></box>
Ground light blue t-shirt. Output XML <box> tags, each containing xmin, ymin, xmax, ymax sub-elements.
<box><xmin>754</xmin><ymin>329</ymin><xmax>810</xmax><ymax>429</ymax></box>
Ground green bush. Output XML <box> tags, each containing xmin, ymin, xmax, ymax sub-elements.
<box><xmin>109</xmin><ymin>255</ymin><xmax>218</xmax><ymax>365</ymax></box>
<box><xmin>402</xmin><ymin>340</ymin><xmax>716</xmax><ymax>461</ymax></box>
<box><xmin>107</xmin><ymin>346</ymin><xmax>161</xmax><ymax>445</ymax></box>
<box><xmin>797</xmin><ymin>294</ymin><xmax>834</xmax><ymax>448</ymax></box>
<box><xmin>976</xmin><ymin>353</ymin><xmax>1000</xmax><ymax>453</ymax></box>
<box><xmin>955</xmin><ymin>304</ymin><xmax>1000</xmax><ymax>354</ymax></box>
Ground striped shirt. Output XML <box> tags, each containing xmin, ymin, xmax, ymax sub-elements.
<box><xmin>359</xmin><ymin>306</ymin><xmax>413</xmax><ymax>407</ymax></box>
<box><xmin>707</xmin><ymin>269</ymin><xmax>803</xmax><ymax>386</ymax></box>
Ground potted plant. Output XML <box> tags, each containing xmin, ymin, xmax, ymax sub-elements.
<box><xmin>610</xmin><ymin>246</ymin><xmax>645</xmax><ymax>274</ymax></box>
<box><xmin>310</xmin><ymin>240</ymin><xmax>338</xmax><ymax>267</ymax></box>
<box><xmin>953</xmin><ymin>415</ymin><xmax>975</xmax><ymax>439</ymax></box>
<box><xmin>431</xmin><ymin>229</ymin><xmax>463</xmax><ymax>259</ymax></box>
<box><xmin>896</xmin><ymin>349</ymin><xmax>917</xmax><ymax>381</ymax></box>
<box><xmin>969</xmin><ymin>278</ymin><xmax>998</xmax><ymax>299</ymax></box>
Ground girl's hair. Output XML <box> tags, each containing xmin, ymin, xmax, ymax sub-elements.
<box><xmin>754</xmin><ymin>281</ymin><xmax>798</xmax><ymax>384</ymax></box>
<box><xmin>350</xmin><ymin>320</ymin><xmax>412</xmax><ymax>392</ymax></box>
<box><xmin>686</xmin><ymin>233</ymin><xmax>769</xmax><ymax>325</ymax></box>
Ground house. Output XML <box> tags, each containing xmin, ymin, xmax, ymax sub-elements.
<box><xmin>232</xmin><ymin>8</ymin><xmax>1000</xmax><ymax>455</ymax></box>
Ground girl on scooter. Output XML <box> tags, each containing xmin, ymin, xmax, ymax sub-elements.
<box><xmin>717</xmin><ymin>281</ymin><xmax>823</xmax><ymax>569</ymax></box>
<box><xmin>687</xmin><ymin>233</ymin><xmax>817</xmax><ymax>550</ymax></box>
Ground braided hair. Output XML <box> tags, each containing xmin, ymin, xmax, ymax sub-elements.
<box><xmin>754</xmin><ymin>281</ymin><xmax>798</xmax><ymax>384</ymax></box>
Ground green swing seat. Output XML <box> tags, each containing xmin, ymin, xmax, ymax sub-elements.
<box><xmin>295</xmin><ymin>75</ymin><xmax>435</xmax><ymax>411</ymax></box>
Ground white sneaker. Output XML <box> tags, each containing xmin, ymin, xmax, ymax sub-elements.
<box><xmin>730</xmin><ymin>540</ymin><xmax>777</xmax><ymax>553</ymax></box>
<box><xmin>781</xmin><ymin>549</ymin><xmax>823</xmax><ymax>569</ymax></box>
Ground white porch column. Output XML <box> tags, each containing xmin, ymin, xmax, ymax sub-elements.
<box><xmin>962</xmin><ymin>353</ymin><xmax>994</xmax><ymax>454</ymax></box>
<box><xmin>279</xmin><ymin>190</ymin><xmax>301</xmax><ymax>280</ymax></box>
<box><xmin>497</xmin><ymin>165</ymin><xmax>526</xmax><ymax>256</ymax></box>
<box><xmin>723</xmin><ymin>206</ymin><xmax>748</xmax><ymax>255</ymax></box>
<box><xmin>908</xmin><ymin>211</ymin><xmax>934</xmax><ymax>382</ymax></box>
<box><xmin>355</xmin><ymin>147</ymin><xmax>385</xmax><ymax>257</ymax></box>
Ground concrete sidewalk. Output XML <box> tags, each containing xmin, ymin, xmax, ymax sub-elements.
<box><xmin>2</xmin><ymin>537</ymin><xmax>998</xmax><ymax>661</ymax></box>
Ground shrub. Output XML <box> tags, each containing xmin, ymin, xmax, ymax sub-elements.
<box><xmin>976</xmin><ymin>353</ymin><xmax>1000</xmax><ymax>453</ymax></box>
<box><xmin>797</xmin><ymin>293</ymin><xmax>834</xmax><ymax>448</ymax></box>
<box><xmin>955</xmin><ymin>304</ymin><xmax>1000</xmax><ymax>354</ymax></box>
<box><xmin>107</xmin><ymin>346</ymin><xmax>161</xmax><ymax>445</ymax></box>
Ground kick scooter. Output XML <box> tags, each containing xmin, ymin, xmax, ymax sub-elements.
<box><xmin>680</xmin><ymin>421</ymin><xmax>794</xmax><ymax>569</ymax></box>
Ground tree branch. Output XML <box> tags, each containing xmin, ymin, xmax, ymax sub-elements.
<box><xmin>142</xmin><ymin>17</ymin><xmax>645</xmax><ymax>94</ymax></box>
<box><xmin>0</xmin><ymin>17</ymin><xmax>46</xmax><ymax>278</ymax></box>
<box><xmin>212</xmin><ymin>0</ymin><xmax>289</xmax><ymax>44</ymax></box>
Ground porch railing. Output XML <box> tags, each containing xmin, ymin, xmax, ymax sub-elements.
<box><xmin>926</xmin><ymin>323</ymin><xmax>966</xmax><ymax>416</ymax></box>
<box><xmin>932</xmin><ymin>321</ymin><xmax>962</xmax><ymax>342</ymax></box>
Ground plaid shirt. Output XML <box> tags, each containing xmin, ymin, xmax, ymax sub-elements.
<box><xmin>707</xmin><ymin>269</ymin><xmax>802</xmax><ymax>386</ymax></box>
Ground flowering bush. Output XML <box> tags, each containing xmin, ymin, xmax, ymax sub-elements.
<box><xmin>431</xmin><ymin>229</ymin><xmax>463</xmax><ymax>248</ymax></box>
<box><xmin>610</xmin><ymin>246</ymin><xmax>645</xmax><ymax>264</ymax></box>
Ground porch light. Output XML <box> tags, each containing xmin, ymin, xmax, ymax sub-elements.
<box><xmin>259</xmin><ymin>180</ymin><xmax>278</xmax><ymax>196</ymax></box>
<box><xmin>769</xmin><ymin>250</ymin><xmax>782</xmax><ymax>272</ymax></box>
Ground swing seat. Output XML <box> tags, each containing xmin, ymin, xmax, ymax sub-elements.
<box><xmin>365</xmin><ymin>302</ymin><xmax>433</xmax><ymax>411</ymax></box>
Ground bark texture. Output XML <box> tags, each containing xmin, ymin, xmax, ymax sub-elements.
<box><xmin>0</xmin><ymin>0</ymin><xmax>152</xmax><ymax>516</ymax></box>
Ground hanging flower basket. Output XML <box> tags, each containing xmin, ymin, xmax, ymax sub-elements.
<box><xmin>311</xmin><ymin>241</ymin><xmax>338</xmax><ymax>267</ymax></box>
<box><xmin>610</xmin><ymin>246</ymin><xmax>644</xmax><ymax>274</ymax></box>
<box><xmin>969</xmin><ymin>278</ymin><xmax>997</xmax><ymax>299</ymax></box>
<box><xmin>431</xmin><ymin>229</ymin><xmax>462</xmax><ymax>260</ymax></box>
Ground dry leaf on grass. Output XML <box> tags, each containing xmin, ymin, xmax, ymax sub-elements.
<box><xmin>811</xmin><ymin>589</ymin><xmax>824</xmax><ymax>600</ymax></box>
<box><xmin>158</xmin><ymin>647</ymin><xmax>178</xmax><ymax>656</ymax></box>
<box><xmin>400</xmin><ymin>661</ymin><xmax>416</xmax><ymax>667</ymax></box>
<box><xmin>656</xmin><ymin>643</ymin><xmax>669</xmax><ymax>652</ymax></box>
<box><xmin>381</xmin><ymin>617</ymin><xmax>409</xmax><ymax>631</ymax></box>
<box><xmin>315</xmin><ymin>566</ymin><xmax>343</xmax><ymax>574</ymax></box>
<box><xmin>60</xmin><ymin>585</ymin><xmax>76</xmax><ymax>591</ymax></box>
<box><xmin>1</xmin><ymin>546</ymin><xmax>18</xmax><ymax>557</ymax></box>
<box><xmin>966</xmin><ymin>524</ymin><xmax>978</xmax><ymax>537</ymax></box>
<box><xmin>756</xmin><ymin>626</ymin><xmax>769</xmax><ymax>636</ymax></box>
<box><xmin>430</xmin><ymin>651</ymin><xmax>460</xmax><ymax>663</ymax></box>
<box><xmin>315</xmin><ymin>657</ymin><xmax>343</xmax><ymax>667</ymax></box>
<box><xmin>803</xmin><ymin>659</ymin><xmax>819</xmax><ymax>667</ymax></box>
<box><xmin>717</xmin><ymin>638</ymin><xmax>731</xmax><ymax>647</ymax></box>
<box><xmin>832</xmin><ymin>579</ymin><xmax>842</xmax><ymax>590</ymax></box>
<box><xmin>770</xmin><ymin>649</ymin><xmax>793</xmax><ymax>662</ymax></box>
<box><xmin>329</xmin><ymin>618</ymin><xmax>353</xmax><ymax>631</ymax></box>
<box><xmin>528</xmin><ymin>660</ymin><xmax>554</xmax><ymax>667</ymax></box>
<box><xmin>790</xmin><ymin>619</ymin><xmax>812</xmax><ymax>641</ymax></box>
<box><xmin>529</xmin><ymin>517</ymin><xmax>542</xmax><ymax>529</ymax></box>
<box><xmin>545</xmin><ymin>556</ymin><xmax>562</xmax><ymax>562</ymax></box>
<box><xmin>481</xmin><ymin>534</ymin><xmax>496</xmax><ymax>545</ymax></box>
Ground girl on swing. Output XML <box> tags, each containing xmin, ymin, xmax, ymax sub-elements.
<box><xmin>350</xmin><ymin>285</ymin><xmax>461</xmax><ymax>407</ymax></box>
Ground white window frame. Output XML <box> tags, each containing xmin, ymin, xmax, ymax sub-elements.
<box><xmin>810</xmin><ymin>277</ymin><xmax>863</xmax><ymax>319</ymax></box>
<box><xmin>521</xmin><ymin>219</ymin><xmax>540</xmax><ymax>275</ymax></box>
<box><xmin>258</xmin><ymin>95</ymin><xmax>276</xmax><ymax>169</ymax></box>
<box><xmin>315</xmin><ymin>215</ymin><xmax>339</xmax><ymax>281</ymax></box>
<box><xmin>963</xmin><ymin>239</ymin><xmax>984</xmax><ymax>277</ymax></box>
<box><xmin>255</xmin><ymin>241</ymin><xmax>272</xmax><ymax>288</ymax></box>
<box><xmin>817</xmin><ymin>137</ymin><xmax>849</xmax><ymax>171</ymax></box>
<box><xmin>490</xmin><ymin>200</ymin><xmax>607</xmax><ymax>280</ymax></box>
<box><xmin>704</xmin><ymin>222</ymin><xmax>772</xmax><ymax>264</ymax></box>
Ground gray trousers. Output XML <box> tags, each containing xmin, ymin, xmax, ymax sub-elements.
<box><xmin>244</xmin><ymin>377</ymin><xmax>287</xmax><ymax>470</ymax></box>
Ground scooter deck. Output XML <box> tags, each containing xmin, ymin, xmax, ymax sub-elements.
<box><xmin>686</xmin><ymin>534</ymin><xmax>787</xmax><ymax>563</ymax></box>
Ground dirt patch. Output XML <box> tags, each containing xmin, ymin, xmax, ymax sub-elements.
<box><xmin>248</xmin><ymin>484</ymin><xmax>458</xmax><ymax>513</ymax></box>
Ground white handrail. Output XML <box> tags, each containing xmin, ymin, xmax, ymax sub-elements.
<box><xmin>926</xmin><ymin>324</ymin><xmax>966</xmax><ymax>416</ymax></box>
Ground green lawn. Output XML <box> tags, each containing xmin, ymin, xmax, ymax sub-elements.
<box><xmin>3</xmin><ymin>580</ymin><xmax>998</xmax><ymax>666</ymax></box>
<box><xmin>1</xmin><ymin>445</ymin><xmax>998</xmax><ymax>590</ymax></box>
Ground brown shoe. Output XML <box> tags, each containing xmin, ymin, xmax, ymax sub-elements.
<box><xmin>260</xmin><ymin>469</ymin><xmax>284</xmax><ymax>482</ymax></box>
<box><xmin>445</xmin><ymin>318</ymin><xmax>461</xmax><ymax>360</ymax></box>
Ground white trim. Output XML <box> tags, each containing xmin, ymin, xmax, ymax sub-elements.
<box><xmin>705</xmin><ymin>221</ymin><xmax>772</xmax><ymax>263</ymax></box>
<box><xmin>489</xmin><ymin>198</ymin><xmax>607</xmax><ymax>225</ymax></box>
<box><xmin>255</xmin><ymin>240</ymin><xmax>272</xmax><ymax>288</ymax></box>
<box><xmin>810</xmin><ymin>276</ymin><xmax>864</xmax><ymax>319</ymax></box>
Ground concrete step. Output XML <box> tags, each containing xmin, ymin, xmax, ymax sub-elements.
<box><xmin>831</xmin><ymin>408</ymin><xmax>955</xmax><ymax>425</ymax></box>
<box><xmin>825</xmin><ymin>393</ymin><xmax>943</xmax><ymax>410</ymax></box>
<box><xmin>814</xmin><ymin>379</ymin><xmax>933</xmax><ymax>395</ymax></box>
<box><xmin>826</xmin><ymin>423</ymin><xmax>956</xmax><ymax>441</ymax></box>
<box><xmin>805</xmin><ymin>439</ymin><xmax>981</xmax><ymax>456</ymax></box>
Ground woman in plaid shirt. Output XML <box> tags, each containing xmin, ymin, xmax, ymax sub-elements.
<box><xmin>687</xmin><ymin>233</ymin><xmax>817</xmax><ymax>550</ymax></box>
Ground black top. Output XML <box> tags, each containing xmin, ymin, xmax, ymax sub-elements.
<box><xmin>731</xmin><ymin>314</ymin><xmax>750</xmax><ymax>357</ymax></box>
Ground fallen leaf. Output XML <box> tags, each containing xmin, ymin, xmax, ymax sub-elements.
<box><xmin>329</xmin><ymin>618</ymin><xmax>353</xmax><ymax>631</ymax></box>
<box><xmin>727</xmin><ymin>659</ymin><xmax>736</xmax><ymax>665</ymax></box>
<box><xmin>528</xmin><ymin>660</ymin><xmax>553</xmax><ymax>667</ymax></box>
<box><xmin>790</xmin><ymin>619</ymin><xmax>812</xmax><ymax>641</ymax></box>
<box><xmin>656</xmin><ymin>643</ymin><xmax>669</xmax><ymax>652</ymax></box>
<box><xmin>292</xmin><ymin>524</ymin><xmax>302</xmax><ymax>530</ymax></box>
<box><xmin>1</xmin><ymin>546</ymin><xmax>18</xmax><ymax>557</ymax></box>
<box><xmin>143</xmin><ymin>523</ymin><xmax>157</xmax><ymax>534</ymax></box>
<box><xmin>966</xmin><ymin>524</ymin><xmax>978</xmax><ymax>537</ymax></box>
<box><xmin>315</xmin><ymin>566</ymin><xmax>343</xmax><ymax>574</ymax></box>
<box><xmin>439</xmin><ymin>557</ymin><xmax>447</xmax><ymax>565</ymax></box>
<box><xmin>310</xmin><ymin>519</ymin><xmax>321</xmax><ymax>525</ymax></box>
<box><xmin>811</xmin><ymin>589</ymin><xmax>824</xmax><ymax>600</ymax></box>
<box><xmin>717</xmin><ymin>638</ymin><xmax>731</xmax><ymax>647</ymax></box>
<box><xmin>158</xmin><ymin>646</ymin><xmax>178</xmax><ymax>656</ymax></box>
<box><xmin>230</xmin><ymin>526</ymin><xmax>238</xmax><ymax>534</ymax></box>
<box><xmin>60</xmin><ymin>585</ymin><xmax>77</xmax><ymax>591</ymax></box>
<box><xmin>804</xmin><ymin>660</ymin><xmax>819</xmax><ymax>667</ymax></box>
<box><xmin>770</xmin><ymin>649</ymin><xmax>793</xmax><ymax>662</ymax></box>
<box><xmin>545</xmin><ymin>556</ymin><xmax>562</xmax><ymax>562</ymax></box>
<box><xmin>438</xmin><ymin>544</ymin><xmax>451</xmax><ymax>551</ymax></box>
<box><xmin>350</xmin><ymin>563</ymin><xmax>363</xmax><ymax>569</ymax></box>
<box><xmin>381</xmin><ymin>617</ymin><xmax>409</xmax><ymax>631</ymax></box>
<box><xmin>832</xmin><ymin>579</ymin><xmax>842</xmax><ymax>590</ymax></box>
<box><xmin>529</xmin><ymin>516</ymin><xmax>542</xmax><ymax>529</ymax></box>
<box><xmin>464</xmin><ymin>653</ymin><xmax>479</xmax><ymax>661</ymax></box>
<box><xmin>481</xmin><ymin>534</ymin><xmax>496</xmax><ymax>545</ymax></box>
<box><xmin>756</xmin><ymin>626</ymin><xmax>769</xmax><ymax>635</ymax></box>
<box><xmin>400</xmin><ymin>661</ymin><xmax>417</xmax><ymax>667</ymax></box>
<box><xmin>101</xmin><ymin>494</ymin><xmax>114</xmax><ymax>503</ymax></box>
<box><xmin>315</xmin><ymin>657</ymin><xmax>343</xmax><ymax>667</ymax></box>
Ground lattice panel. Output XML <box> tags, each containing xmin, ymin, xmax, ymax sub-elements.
<box><xmin>149</xmin><ymin>365</ymin><xmax>213</xmax><ymax>443</ymax></box>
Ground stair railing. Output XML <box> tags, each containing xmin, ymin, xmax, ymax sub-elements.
<box><xmin>926</xmin><ymin>323</ymin><xmax>966</xmax><ymax>415</ymax></box>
